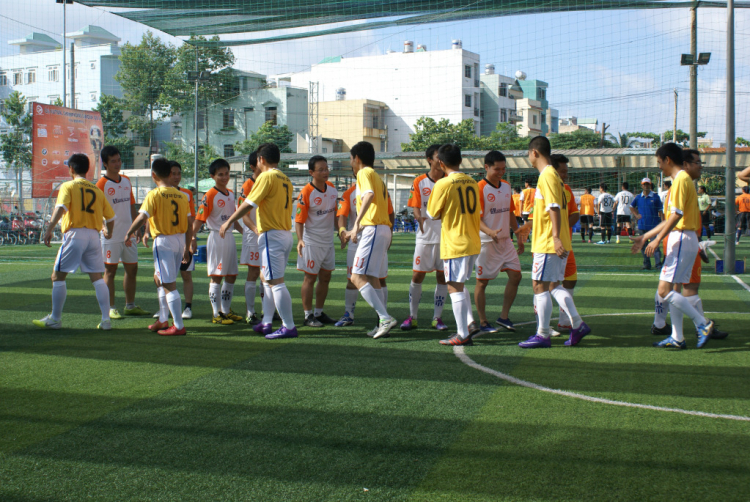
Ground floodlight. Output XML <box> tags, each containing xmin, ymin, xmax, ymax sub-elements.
<box><xmin>680</xmin><ymin>54</ymin><xmax>694</xmax><ymax>66</ymax></box>
<box><xmin>697</xmin><ymin>52</ymin><xmax>711</xmax><ymax>65</ymax></box>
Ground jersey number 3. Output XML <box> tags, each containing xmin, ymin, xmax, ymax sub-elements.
<box><xmin>170</xmin><ymin>200</ymin><xmax>180</xmax><ymax>226</ymax></box>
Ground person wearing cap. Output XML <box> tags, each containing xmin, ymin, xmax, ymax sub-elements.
<box><xmin>630</xmin><ymin>178</ymin><xmax>664</xmax><ymax>270</ymax></box>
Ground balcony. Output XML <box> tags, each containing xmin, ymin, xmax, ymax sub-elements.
<box><xmin>363</xmin><ymin>127</ymin><xmax>386</xmax><ymax>138</ymax></box>
<box><xmin>474</xmin><ymin>107</ymin><xmax>479</xmax><ymax>117</ymax></box>
<box><xmin>474</xmin><ymin>79</ymin><xmax>479</xmax><ymax>88</ymax></box>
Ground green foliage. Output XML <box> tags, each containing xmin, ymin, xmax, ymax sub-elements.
<box><xmin>549</xmin><ymin>128</ymin><xmax>615</xmax><ymax>149</ymax></box>
<box><xmin>94</xmin><ymin>94</ymin><xmax>135</xmax><ymax>168</ymax></box>
<box><xmin>401</xmin><ymin>117</ymin><xmax>486</xmax><ymax>152</ymax></box>
<box><xmin>607</xmin><ymin>132</ymin><xmax>641</xmax><ymax>148</ymax></box>
<box><xmin>235</xmin><ymin>121</ymin><xmax>294</xmax><ymax>155</ymax></box>
<box><xmin>0</xmin><ymin>91</ymin><xmax>32</xmax><ymax>174</ymax></box>
<box><xmin>736</xmin><ymin>137</ymin><xmax>750</xmax><ymax>147</ymax></box>
<box><xmin>700</xmin><ymin>173</ymin><xmax>725</xmax><ymax>195</ymax></box>
<box><xmin>487</xmin><ymin>122</ymin><xmax>530</xmax><ymax>150</ymax></box>
<box><xmin>164</xmin><ymin>141</ymin><xmax>220</xmax><ymax>180</ymax></box>
<box><xmin>51</xmin><ymin>97</ymin><xmax>64</xmax><ymax>107</ymax></box>
<box><xmin>628</xmin><ymin>130</ymin><xmax>707</xmax><ymax>147</ymax></box>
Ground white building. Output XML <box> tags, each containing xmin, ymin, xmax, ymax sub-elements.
<box><xmin>279</xmin><ymin>41</ymin><xmax>481</xmax><ymax>152</ymax></box>
<box><xmin>479</xmin><ymin>65</ymin><xmax>518</xmax><ymax>136</ymax></box>
<box><xmin>0</xmin><ymin>25</ymin><xmax>123</xmax><ymax>112</ymax></box>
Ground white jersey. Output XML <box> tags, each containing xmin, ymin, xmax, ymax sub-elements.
<box><xmin>478</xmin><ymin>178</ymin><xmax>514</xmax><ymax>243</ymax></box>
<box><xmin>96</xmin><ymin>174</ymin><xmax>134</xmax><ymax>242</ymax></box>
<box><xmin>196</xmin><ymin>187</ymin><xmax>236</xmax><ymax>231</ymax></box>
<box><xmin>295</xmin><ymin>181</ymin><xmax>338</xmax><ymax>247</ymax></box>
<box><xmin>614</xmin><ymin>190</ymin><xmax>635</xmax><ymax>216</ymax></box>
<box><xmin>408</xmin><ymin>173</ymin><xmax>443</xmax><ymax>244</ymax></box>
<box><xmin>597</xmin><ymin>193</ymin><xmax>615</xmax><ymax>213</ymax></box>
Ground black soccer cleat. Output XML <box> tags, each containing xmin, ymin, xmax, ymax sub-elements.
<box><xmin>651</xmin><ymin>324</ymin><xmax>672</xmax><ymax>336</ymax></box>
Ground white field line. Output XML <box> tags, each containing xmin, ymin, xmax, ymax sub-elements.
<box><xmin>454</xmin><ymin>346</ymin><xmax>750</xmax><ymax>422</ymax></box>
<box><xmin>732</xmin><ymin>274</ymin><xmax>750</xmax><ymax>293</ymax></box>
<box><xmin>708</xmin><ymin>247</ymin><xmax>720</xmax><ymax>260</ymax></box>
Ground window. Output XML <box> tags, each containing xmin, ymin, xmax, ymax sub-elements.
<box><xmin>25</xmin><ymin>69</ymin><xmax>36</xmax><ymax>84</ymax></box>
<box><xmin>27</xmin><ymin>98</ymin><xmax>38</xmax><ymax>113</ymax></box>
<box><xmin>474</xmin><ymin>63</ymin><xmax>479</xmax><ymax>87</ymax></box>
<box><xmin>539</xmin><ymin>89</ymin><xmax>546</xmax><ymax>100</ymax></box>
<box><xmin>48</xmin><ymin>95</ymin><xmax>60</xmax><ymax>104</ymax></box>
<box><xmin>265</xmin><ymin>106</ymin><xmax>277</xmax><ymax>125</ymax></box>
<box><xmin>380</xmin><ymin>140</ymin><xmax>386</xmax><ymax>153</ymax></box>
<box><xmin>532</xmin><ymin>114</ymin><xmax>537</xmax><ymax>125</ymax></box>
<box><xmin>197</xmin><ymin>110</ymin><xmax>206</xmax><ymax>130</ymax></box>
<box><xmin>322</xmin><ymin>147</ymin><xmax>328</xmax><ymax>153</ymax></box>
<box><xmin>464</xmin><ymin>94</ymin><xmax>471</xmax><ymax>107</ymax></box>
<box><xmin>48</xmin><ymin>66</ymin><xmax>59</xmax><ymax>82</ymax></box>
<box><xmin>372</xmin><ymin>115</ymin><xmax>379</xmax><ymax>129</ymax></box>
<box><xmin>0</xmin><ymin>73</ymin><xmax>6</xmax><ymax>86</ymax></box>
<box><xmin>222</xmin><ymin>108</ymin><xmax>235</xmax><ymax>129</ymax></box>
<box><xmin>464</xmin><ymin>65</ymin><xmax>471</xmax><ymax>78</ymax></box>
<box><xmin>90</xmin><ymin>92</ymin><xmax>97</xmax><ymax>103</ymax></box>
<box><xmin>223</xmin><ymin>145</ymin><xmax>235</xmax><ymax>157</ymax></box>
<box><xmin>243</xmin><ymin>107</ymin><xmax>254</xmax><ymax>113</ymax></box>
<box><xmin>499</xmin><ymin>83</ymin><xmax>507</xmax><ymax>97</ymax></box>
<box><xmin>90</xmin><ymin>61</ymin><xmax>96</xmax><ymax>70</ymax></box>
<box><xmin>13</xmin><ymin>72</ymin><xmax>23</xmax><ymax>85</ymax></box>
<box><xmin>73</xmin><ymin>94</ymin><xmax>80</xmax><ymax>108</ymax></box>
<box><xmin>500</xmin><ymin>108</ymin><xmax>507</xmax><ymax>122</ymax></box>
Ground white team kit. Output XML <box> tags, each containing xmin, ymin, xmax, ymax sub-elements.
<box><xmin>56</xmin><ymin>228</ymin><xmax>107</xmax><ymax>274</ymax></box>
<box><xmin>339</xmin><ymin>184</ymin><xmax>389</xmax><ymax>279</ymax></box>
<box><xmin>531</xmin><ymin>252</ymin><xmax>567</xmax><ymax>282</ymax></box>
<box><xmin>97</xmin><ymin>174</ymin><xmax>138</xmax><ymax>265</ymax></box>
<box><xmin>296</xmin><ymin>182</ymin><xmax>338</xmax><ymax>275</ymax></box>
<box><xmin>614</xmin><ymin>190</ymin><xmax>634</xmax><ymax>216</ymax></box>
<box><xmin>239</xmin><ymin>207</ymin><xmax>260</xmax><ymax>268</ymax></box>
<box><xmin>408</xmin><ymin>174</ymin><xmax>443</xmax><ymax>273</ymax></box>
<box><xmin>597</xmin><ymin>193</ymin><xmax>615</xmax><ymax>213</ymax></box>
<box><xmin>476</xmin><ymin>178</ymin><xmax>521</xmax><ymax>280</ymax></box>
<box><xmin>197</xmin><ymin>187</ymin><xmax>239</xmax><ymax>277</ymax></box>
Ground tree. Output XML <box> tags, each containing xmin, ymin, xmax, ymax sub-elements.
<box><xmin>115</xmin><ymin>31</ymin><xmax>176</xmax><ymax>151</ymax></box>
<box><xmin>548</xmin><ymin>128</ymin><xmax>615</xmax><ymax>149</ymax></box>
<box><xmin>51</xmin><ymin>97</ymin><xmax>64</xmax><ymax>107</ymax></box>
<box><xmin>0</xmin><ymin>91</ymin><xmax>32</xmax><ymax>211</ymax></box>
<box><xmin>94</xmin><ymin>94</ymin><xmax>135</xmax><ymax>168</ymax></box>
<box><xmin>487</xmin><ymin>122</ymin><xmax>530</xmax><ymax>150</ymax></box>
<box><xmin>628</xmin><ymin>130</ymin><xmax>706</xmax><ymax>147</ymax></box>
<box><xmin>401</xmin><ymin>117</ymin><xmax>485</xmax><ymax>152</ymax></box>
<box><xmin>235</xmin><ymin>121</ymin><xmax>294</xmax><ymax>155</ymax></box>
<box><xmin>736</xmin><ymin>137</ymin><xmax>750</xmax><ymax>147</ymax></box>
<box><xmin>606</xmin><ymin>132</ymin><xmax>640</xmax><ymax>148</ymax></box>
<box><xmin>165</xmin><ymin>141</ymin><xmax>220</xmax><ymax>180</ymax></box>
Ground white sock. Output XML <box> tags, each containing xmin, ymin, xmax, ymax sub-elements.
<box><xmin>533</xmin><ymin>293</ymin><xmax>538</xmax><ymax>327</ymax></box>
<box><xmin>434</xmin><ymin>283</ymin><xmax>448</xmax><ymax>319</ymax></box>
<box><xmin>381</xmin><ymin>286</ymin><xmax>388</xmax><ymax>306</ymax></box>
<box><xmin>220</xmin><ymin>282</ymin><xmax>234</xmax><ymax>314</ymax></box>
<box><xmin>686</xmin><ymin>295</ymin><xmax>704</xmax><ymax>318</ymax></box>
<box><xmin>558</xmin><ymin>288</ymin><xmax>573</xmax><ymax>326</ymax></box>
<box><xmin>550</xmin><ymin>286</ymin><xmax>582</xmax><ymax>329</ymax></box>
<box><xmin>157</xmin><ymin>287</ymin><xmax>169</xmax><ymax>322</ymax></box>
<box><xmin>93</xmin><ymin>279</ymin><xmax>110</xmax><ymax>321</ymax></box>
<box><xmin>51</xmin><ymin>281</ymin><xmax>67</xmax><ymax>321</ymax></box>
<box><xmin>376</xmin><ymin>287</ymin><xmax>385</xmax><ymax>309</ymax></box>
<box><xmin>262</xmin><ymin>283</ymin><xmax>275</xmax><ymax>324</ymax></box>
<box><xmin>209</xmin><ymin>283</ymin><xmax>221</xmax><ymax>317</ymax></box>
<box><xmin>304</xmin><ymin>310</ymin><xmax>313</xmax><ymax>318</ymax></box>
<box><xmin>359</xmin><ymin>283</ymin><xmax>389</xmax><ymax>320</ymax></box>
<box><xmin>245</xmin><ymin>280</ymin><xmax>257</xmax><ymax>316</ymax></box>
<box><xmin>669</xmin><ymin>302</ymin><xmax>684</xmax><ymax>342</ymax></box>
<box><xmin>271</xmin><ymin>283</ymin><xmax>295</xmax><ymax>329</ymax></box>
<box><xmin>654</xmin><ymin>292</ymin><xmax>668</xmax><ymax>329</ymax></box>
<box><xmin>314</xmin><ymin>307</ymin><xmax>323</xmax><ymax>317</ymax></box>
<box><xmin>463</xmin><ymin>288</ymin><xmax>475</xmax><ymax>325</ymax></box>
<box><xmin>345</xmin><ymin>288</ymin><xmax>358</xmax><ymax>318</ymax></box>
<box><xmin>664</xmin><ymin>291</ymin><xmax>707</xmax><ymax>329</ymax></box>
<box><xmin>166</xmin><ymin>290</ymin><xmax>184</xmax><ymax>329</ymax></box>
<box><xmin>409</xmin><ymin>281</ymin><xmax>422</xmax><ymax>318</ymax></box>
<box><xmin>125</xmin><ymin>302</ymin><xmax>135</xmax><ymax>310</ymax></box>
<box><xmin>450</xmin><ymin>292</ymin><xmax>469</xmax><ymax>339</ymax></box>
<box><xmin>534</xmin><ymin>292</ymin><xmax>552</xmax><ymax>338</ymax></box>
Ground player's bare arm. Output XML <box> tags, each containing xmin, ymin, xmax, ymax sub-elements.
<box><xmin>183</xmin><ymin>216</ymin><xmax>195</xmax><ymax>264</ymax></box>
<box><xmin>296</xmin><ymin>221</ymin><xmax>306</xmax><ymax>255</ymax></box>
<box><xmin>413</xmin><ymin>205</ymin><xmax>426</xmax><ymax>234</ymax></box>
<box><xmin>43</xmin><ymin>206</ymin><xmax>67</xmax><ymax>247</ymax></box>
<box><xmin>337</xmin><ymin>214</ymin><xmax>349</xmax><ymax>249</ymax></box>
<box><xmin>125</xmin><ymin>212</ymin><xmax>149</xmax><ymax>243</ymax></box>
<box><xmin>479</xmin><ymin>219</ymin><xmax>499</xmax><ymax>243</ymax></box>
<box><xmin>738</xmin><ymin>166</ymin><xmax>750</xmax><ymax>184</ymax></box>
<box><xmin>549</xmin><ymin>207</ymin><xmax>566</xmax><ymax>258</ymax></box>
<box><xmin>219</xmin><ymin>203</ymin><xmax>252</xmax><ymax>238</ymax></box>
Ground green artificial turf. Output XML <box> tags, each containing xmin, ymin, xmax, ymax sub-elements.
<box><xmin>1</xmin><ymin>233</ymin><xmax>748</xmax><ymax>501</ymax></box>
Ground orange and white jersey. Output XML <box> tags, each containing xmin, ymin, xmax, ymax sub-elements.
<box><xmin>407</xmin><ymin>173</ymin><xmax>443</xmax><ymax>244</ymax></box>
<box><xmin>478</xmin><ymin>178</ymin><xmax>515</xmax><ymax>242</ymax></box>
<box><xmin>237</xmin><ymin>177</ymin><xmax>258</xmax><ymax>237</ymax></box>
<box><xmin>520</xmin><ymin>187</ymin><xmax>536</xmax><ymax>214</ymax></box>
<box><xmin>96</xmin><ymin>174</ymin><xmax>135</xmax><ymax>242</ymax></box>
<box><xmin>196</xmin><ymin>187</ymin><xmax>236</xmax><ymax>231</ymax></box>
<box><xmin>295</xmin><ymin>181</ymin><xmax>338</xmax><ymax>246</ymax></box>
<box><xmin>178</xmin><ymin>187</ymin><xmax>196</xmax><ymax>219</ymax></box>
<box><xmin>338</xmin><ymin>183</ymin><xmax>393</xmax><ymax>230</ymax></box>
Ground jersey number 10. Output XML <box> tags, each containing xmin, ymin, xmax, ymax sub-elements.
<box><xmin>456</xmin><ymin>186</ymin><xmax>477</xmax><ymax>214</ymax></box>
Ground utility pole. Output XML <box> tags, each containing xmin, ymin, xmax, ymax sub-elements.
<box><xmin>689</xmin><ymin>5</ymin><xmax>698</xmax><ymax>149</ymax></box>
<box><xmin>194</xmin><ymin>47</ymin><xmax>199</xmax><ymax>212</ymax></box>
<box><xmin>673</xmin><ymin>88</ymin><xmax>678</xmax><ymax>143</ymax></box>
<box><xmin>599</xmin><ymin>123</ymin><xmax>609</xmax><ymax>148</ymax></box>
<box><xmin>62</xmin><ymin>0</ymin><xmax>67</xmax><ymax>107</ymax></box>
<box><xmin>724</xmin><ymin>0</ymin><xmax>736</xmax><ymax>272</ymax></box>
<box><xmin>70</xmin><ymin>43</ymin><xmax>75</xmax><ymax>108</ymax></box>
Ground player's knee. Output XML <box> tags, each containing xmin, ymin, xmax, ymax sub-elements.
<box><xmin>412</xmin><ymin>271</ymin><xmax>426</xmax><ymax>283</ymax></box>
<box><xmin>303</xmin><ymin>273</ymin><xmax>318</xmax><ymax>285</ymax></box>
<box><xmin>508</xmin><ymin>270</ymin><xmax>522</xmax><ymax>284</ymax></box>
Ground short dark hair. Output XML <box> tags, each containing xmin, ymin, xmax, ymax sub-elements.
<box><xmin>664</xmin><ymin>180</ymin><xmax>672</xmax><ymax>188</ymax></box>
<box><xmin>528</xmin><ymin>135</ymin><xmax>551</xmax><ymax>157</ymax></box>
<box><xmin>68</xmin><ymin>153</ymin><xmax>90</xmax><ymax>175</ymax></box>
<box><xmin>743</xmin><ymin>186</ymin><xmax>750</xmax><ymax>194</ymax></box>
<box><xmin>168</xmin><ymin>160</ymin><xmax>182</xmax><ymax>171</ymax></box>
<box><xmin>426</xmin><ymin>144</ymin><xmax>441</xmax><ymax>160</ymax></box>
<box><xmin>247</xmin><ymin>151</ymin><xmax>258</xmax><ymax>168</ymax></box>
<box><xmin>100</xmin><ymin>145</ymin><xmax>120</xmax><ymax>165</ymax></box>
<box><xmin>600</xmin><ymin>183</ymin><xmax>608</xmax><ymax>192</ymax></box>
<box><xmin>152</xmin><ymin>158</ymin><xmax>171</xmax><ymax>179</ymax></box>
<box><xmin>622</xmin><ymin>181</ymin><xmax>629</xmax><ymax>190</ymax></box>
<box><xmin>308</xmin><ymin>155</ymin><xmax>327</xmax><ymax>171</ymax></box>
<box><xmin>525</xmin><ymin>178</ymin><xmax>533</xmax><ymax>185</ymax></box>
<box><xmin>350</xmin><ymin>141</ymin><xmax>375</xmax><ymax>167</ymax></box>
<box><xmin>257</xmin><ymin>143</ymin><xmax>281</xmax><ymax>164</ymax></box>
<box><xmin>438</xmin><ymin>144</ymin><xmax>462</xmax><ymax>168</ymax></box>
<box><xmin>209</xmin><ymin>158</ymin><xmax>230</xmax><ymax>175</ymax></box>
<box><xmin>514</xmin><ymin>186</ymin><xmax>521</xmax><ymax>193</ymax></box>
<box><xmin>656</xmin><ymin>142</ymin><xmax>684</xmax><ymax>165</ymax></box>
<box><xmin>585</xmin><ymin>187</ymin><xmax>592</xmax><ymax>193</ymax></box>
<box><xmin>484</xmin><ymin>150</ymin><xmax>506</xmax><ymax>166</ymax></box>
<box><xmin>683</xmin><ymin>148</ymin><xmax>700</xmax><ymax>162</ymax></box>
<box><xmin>698</xmin><ymin>185</ymin><xmax>707</xmax><ymax>192</ymax></box>
<box><xmin>550</xmin><ymin>153</ymin><xmax>569</xmax><ymax>170</ymax></box>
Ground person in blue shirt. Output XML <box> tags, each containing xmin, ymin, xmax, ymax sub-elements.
<box><xmin>630</xmin><ymin>178</ymin><xmax>664</xmax><ymax>270</ymax></box>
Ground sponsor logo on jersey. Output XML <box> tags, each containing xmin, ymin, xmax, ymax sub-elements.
<box><xmin>217</xmin><ymin>199</ymin><xmax>225</xmax><ymax>208</ymax></box>
<box><xmin>422</xmin><ymin>187</ymin><xmax>431</xmax><ymax>196</ymax></box>
<box><xmin>314</xmin><ymin>197</ymin><xmax>322</xmax><ymax>206</ymax></box>
<box><xmin>490</xmin><ymin>207</ymin><xmax>509</xmax><ymax>214</ymax></box>
<box><xmin>487</xmin><ymin>193</ymin><xmax>495</xmax><ymax>202</ymax></box>
<box><xmin>108</xmin><ymin>187</ymin><xmax>116</xmax><ymax>196</ymax></box>
<box><xmin>296</xmin><ymin>206</ymin><xmax>302</xmax><ymax>215</ymax></box>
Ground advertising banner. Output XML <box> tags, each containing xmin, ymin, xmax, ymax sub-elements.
<box><xmin>31</xmin><ymin>103</ymin><xmax>103</xmax><ymax>198</ymax></box>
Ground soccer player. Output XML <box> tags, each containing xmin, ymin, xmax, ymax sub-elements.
<box><xmin>473</xmin><ymin>150</ymin><xmax>524</xmax><ymax>335</ymax></box>
<box><xmin>220</xmin><ymin>143</ymin><xmax>297</xmax><ymax>339</ymax></box>
<box><xmin>238</xmin><ymin>151</ymin><xmax>263</xmax><ymax>324</ymax></box>
<box><xmin>296</xmin><ymin>155</ymin><xmax>338</xmax><ymax>327</ymax></box>
<box><xmin>735</xmin><ymin>186</ymin><xmax>750</xmax><ymax>244</ymax></box>
<box><xmin>595</xmin><ymin>183</ymin><xmax>615</xmax><ymax>244</ymax></box>
<box><xmin>423</xmin><ymin>144</ymin><xmax>481</xmax><ymax>346</ymax></box>
<box><xmin>518</xmin><ymin>136</ymin><xmax>591</xmax><ymax>348</ymax></box>
<box><xmin>697</xmin><ymin>185</ymin><xmax>713</xmax><ymax>239</ymax></box>
<box><xmin>343</xmin><ymin>141</ymin><xmax>398</xmax><ymax>339</ymax></box>
<box><xmin>34</xmin><ymin>153</ymin><xmax>115</xmax><ymax>330</ymax></box>
<box><xmin>631</xmin><ymin>143</ymin><xmax>714</xmax><ymax>348</ymax></box>
<box><xmin>658</xmin><ymin>180</ymin><xmax>671</xmax><ymax>205</ymax></box>
<box><xmin>520</xmin><ymin>178</ymin><xmax>535</xmax><ymax>226</ymax></box>
<box><xmin>613</xmin><ymin>181</ymin><xmax>634</xmax><ymax>243</ymax></box>
<box><xmin>400</xmin><ymin>144</ymin><xmax>450</xmax><ymax>332</ymax></box>
<box><xmin>193</xmin><ymin>159</ymin><xmax>243</xmax><ymax>325</ymax></box>
<box><xmin>125</xmin><ymin>158</ymin><xmax>192</xmax><ymax>336</ymax></box>
<box><xmin>579</xmin><ymin>188</ymin><xmax>596</xmax><ymax>243</ymax></box>
<box><xmin>512</xmin><ymin>187</ymin><xmax>523</xmax><ymax>228</ymax></box>
<box><xmin>96</xmin><ymin>145</ymin><xmax>149</xmax><ymax>319</ymax></box>
<box><xmin>629</xmin><ymin>178</ymin><xmax>663</xmax><ymax>270</ymax></box>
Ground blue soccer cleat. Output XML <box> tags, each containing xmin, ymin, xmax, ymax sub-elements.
<box><xmin>653</xmin><ymin>336</ymin><xmax>687</xmax><ymax>349</ymax></box>
<box><xmin>696</xmin><ymin>319</ymin><xmax>714</xmax><ymax>348</ymax></box>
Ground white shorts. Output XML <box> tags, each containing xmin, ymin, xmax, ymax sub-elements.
<box><xmin>207</xmin><ymin>230</ymin><xmax>239</xmax><ymax>277</ymax></box>
<box><xmin>240</xmin><ymin>231</ymin><xmax>260</xmax><ymax>268</ymax></box>
<box><xmin>54</xmin><ymin>228</ymin><xmax>105</xmax><ymax>274</ymax></box>
<box><xmin>476</xmin><ymin>238</ymin><xmax>521</xmax><ymax>280</ymax></box>
<box><xmin>259</xmin><ymin>229</ymin><xmax>293</xmax><ymax>281</ymax></box>
<box><xmin>297</xmin><ymin>243</ymin><xmax>335</xmax><ymax>275</ymax></box>
<box><xmin>347</xmin><ymin>243</ymin><xmax>388</xmax><ymax>280</ymax></box>
<box><xmin>101</xmin><ymin>236</ymin><xmax>139</xmax><ymax>265</ymax></box>
<box><xmin>153</xmin><ymin>234</ymin><xmax>185</xmax><ymax>285</ymax></box>
<box><xmin>660</xmin><ymin>230</ymin><xmax>699</xmax><ymax>284</ymax></box>
<box><xmin>531</xmin><ymin>253</ymin><xmax>567</xmax><ymax>282</ymax></box>
<box><xmin>443</xmin><ymin>255</ymin><xmax>477</xmax><ymax>283</ymax></box>
<box><xmin>413</xmin><ymin>242</ymin><xmax>443</xmax><ymax>273</ymax></box>
<box><xmin>352</xmin><ymin>225</ymin><xmax>391</xmax><ymax>278</ymax></box>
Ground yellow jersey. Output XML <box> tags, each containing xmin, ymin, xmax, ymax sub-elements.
<box><xmin>140</xmin><ymin>186</ymin><xmax>190</xmax><ymax>237</ymax></box>
<box><xmin>531</xmin><ymin>165</ymin><xmax>572</xmax><ymax>254</ymax></box>
<box><xmin>356</xmin><ymin>167</ymin><xmax>390</xmax><ymax>227</ymax></box>
<box><xmin>56</xmin><ymin>178</ymin><xmax>115</xmax><ymax>234</ymax></box>
<box><xmin>669</xmin><ymin>170</ymin><xmax>701</xmax><ymax>232</ymax></box>
<box><xmin>426</xmin><ymin>172</ymin><xmax>481</xmax><ymax>260</ymax></box>
<box><xmin>245</xmin><ymin>168</ymin><xmax>293</xmax><ymax>233</ymax></box>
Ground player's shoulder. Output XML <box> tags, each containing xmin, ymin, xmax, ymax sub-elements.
<box><xmin>299</xmin><ymin>183</ymin><xmax>314</xmax><ymax>197</ymax></box>
<box><xmin>242</xmin><ymin>177</ymin><xmax>254</xmax><ymax>188</ymax></box>
<box><xmin>120</xmin><ymin>174</ymin><xmax>131</xmax><ymax>183</ymax></box>
<box><xmin>477</xmin><ymin>178</ymin><xmax>488</xmax><ymax>190</ymax></box>
<box><xmin>95</xmin><ymin>177</ymin><xmax>108</xmax><ymax>189</ymax></box>
<box><xmin>325</xmin><ymin>180</ymin><xmax>336</xmax><ymax>189</ymax></box>
<box><xmin>413</xmin><ymin>173</ymin><xmax>428</xmax><ymax>185</ymax></box>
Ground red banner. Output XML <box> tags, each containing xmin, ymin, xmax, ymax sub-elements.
<box><xmin>31</xmin><ymin>103</ymin><xmax>103</xmax><ymax>198</ymax></box>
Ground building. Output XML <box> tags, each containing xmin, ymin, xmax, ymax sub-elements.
<box><xmin>316</xmin><ymin>99</ymin><xmax>389</xmax><ymax>154</ymax></box>
<box><xmin>175</xmin><ymin>69</ymin><xmax>308</xmax><ymax>158</ymax></box>
<box><xmin>0</xmin><ymin>25</ymin><xmax>123</xmax><ymax>111</ymax></box>
<box><xmin>578</xmin><ymin>118</ymin><xmax>599</xmax><ymax>131</ymax></box>
<box><xmin>280</xmin><ymin>40</ymin><xmax>481</xmax><ymax>152</ymax></box>
<box><xmin>479</xmin><ymin>65</ymin><xmax>517</xmax><ymax>136</ymax></box>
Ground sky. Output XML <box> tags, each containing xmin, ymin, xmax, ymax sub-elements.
<box><xmin>1</xmin><ymin>0</ymin><xmax>748</xmax><ymax>145</ymax></box>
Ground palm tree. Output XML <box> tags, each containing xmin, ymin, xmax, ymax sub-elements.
<box><xmin>605</xmin><ymin>132</ymin><xmax>641</xmax><ymax>148</ymax></box>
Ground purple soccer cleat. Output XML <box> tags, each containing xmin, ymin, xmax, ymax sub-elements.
<box><xmin>518</xmin><ymin>334</ymin><xmax>552</xmax><ymax>349</ymax></box>
<box><xmin>265</xmin><ymin>326</ymin><xmax>299</xmax><ymax>340</ymax></box>
<box><xmin>253</xmin><ymin>322</ymin><xmax>273</xmax><ymax>335</ymax></box>
<box><xmin>564</xmin><ymin>322</ymin><xmax>591</xmax><ymax>346</ymax></box>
